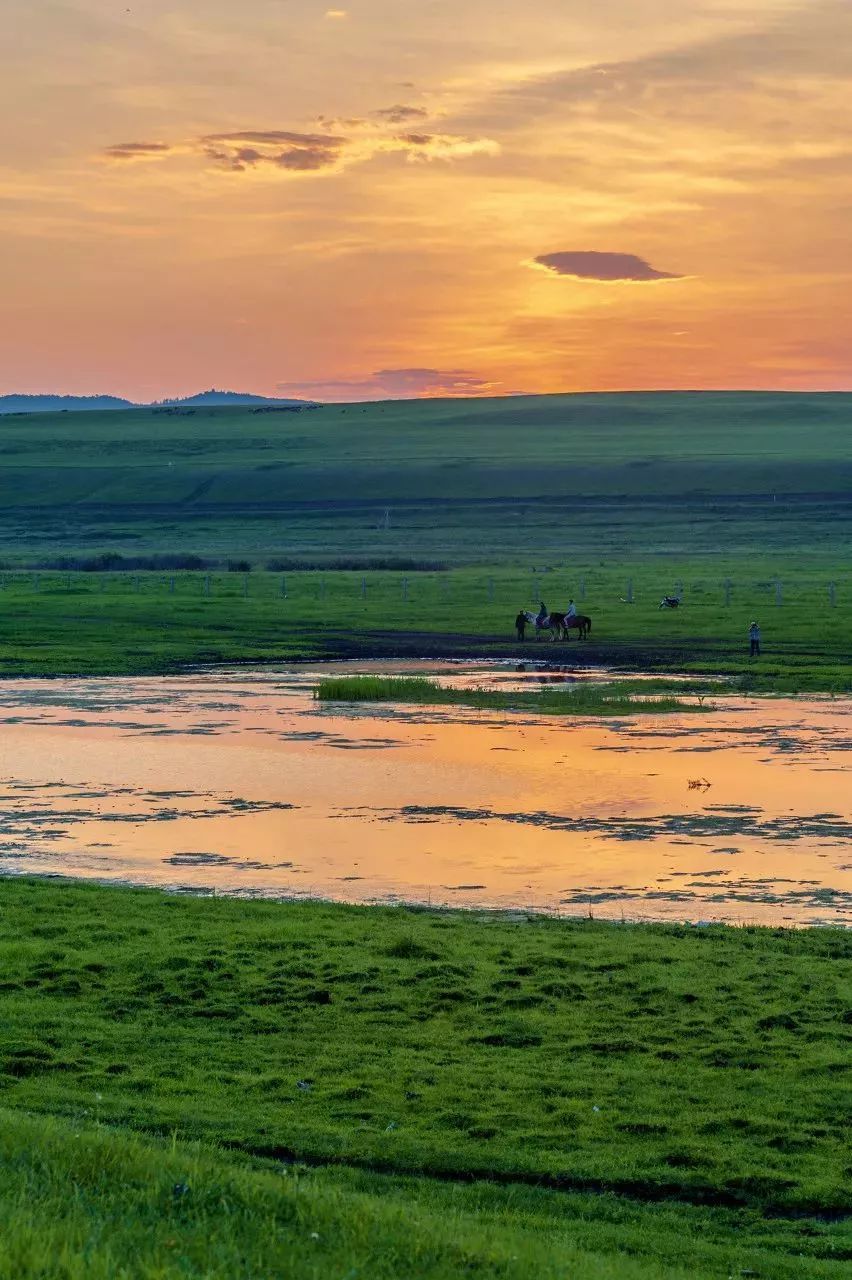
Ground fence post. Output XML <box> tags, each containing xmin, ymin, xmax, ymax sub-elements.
<box><xmin>579</xmin><ymin>576</ymin><xmax>585</xmax><ymax>602</ymax></box>
<box><xmin>361</xmin><ymin>577</ymin><xmax>367</xmax><ymax>599</ymax></box>
<box><xmin>829</xmin><ymin>581</ymin><xmax>836</xmax><ymax>608</ymax></box>
<box><xmin>626</xmin><ymin>578</ymin><xmax>633</xmax><ymax>604</ymax></box>
<box><xmin>402</xmin><ymin>577</ymin><xmax>408</xmax><ymax>602</ymax></box>
<box><xmin>724</xmin><ymin>578</ymin><xmax>732</xmax><ymax>607</ymax></box>
<box><xmin>280</xmin><ymin>576</ymin><xmax>287</xmax><ymax>598</ymax></box>
<box><xmin>204</xmin><ymin>575</ymin><xmax>211</xmax><ymax>597</ymax></box>
<box><xmin>169</xmin><ymin>576</ymin><xmax>176</xmax><ymax>595</ymax></box>
<box><xmin>775</xmin><ymin>580</ymin><xmax>782</xmax><ymax>607</ymax></box>
<box><xmin>243</xmin><ymin>574</ymin><xmax>249</xmax><ymax>598</ymax></box>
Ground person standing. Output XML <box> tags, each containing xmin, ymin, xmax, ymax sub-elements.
<box><xmin>515</xmin><ymin>611</ymin><xmax>527</xmax><ymax>642</ymax></box>
<box><xmin>748</xmin><ymin>621</ymin><xmax>761</xmax><ymax>657</ymax></box>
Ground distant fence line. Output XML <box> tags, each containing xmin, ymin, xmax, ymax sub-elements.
<box><xmin>0</xmin><ymin>571</ymin><xmax>845</xmax><ymax>608</ymax></box>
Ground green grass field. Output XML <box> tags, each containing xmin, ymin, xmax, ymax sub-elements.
<box><xmin>0</xmin><ymin>563</ymin><xmax>848</xmax><ymax>687</ymax></box>
<box><xmin>0</xmin><ymin>391</ymin><xmax>849</xmax><ymax>684</ymax></box>
<box><xmin>0</xmin><ymin>879</ymin><xmax>848</xmax><ymax>1277</ymax></box>
<box><xmin>2</xmin><ymin>392</ymin><xmax>852</xmax><ymax>564</ymax></box>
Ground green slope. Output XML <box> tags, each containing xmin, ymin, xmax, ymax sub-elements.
<box><xmin>1</xmin><ymin>392</ymin><xmax>851</xmax><ymax>562</ymax></box>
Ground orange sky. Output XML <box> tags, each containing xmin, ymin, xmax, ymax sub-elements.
<box><xmin>1</xmin><ymin>1</ymin><xmax>850</xmax><ymax>400</ymax></box>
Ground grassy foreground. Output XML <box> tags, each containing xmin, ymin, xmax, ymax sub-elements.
<box><xmin>0</xmin><ymin>879</ymin><xmax>848</xmax><ymax>1277</ymax></box>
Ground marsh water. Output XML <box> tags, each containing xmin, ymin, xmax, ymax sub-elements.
<box><xmin>0</xmin><ymin>663</ymin><xmax>849</xmax><ymax>926</ymax></box>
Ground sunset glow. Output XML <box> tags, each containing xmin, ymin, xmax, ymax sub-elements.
<box><xmin>2</xmin><ymin>0</ymin><xmax>850</xmax><ymax>400</ymax></box>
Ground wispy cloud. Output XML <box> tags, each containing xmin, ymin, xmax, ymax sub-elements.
<box><xmin>532</xmin><ymin>251</ymin><xmax>685</xmax><ymax>281</ymax></box>
<box><xmin>371</xmin><ymin>104</ymin><xmax>429</xmax><ymax>124</ymax></box>
<box><xmin>102</xmin><ymin>141</ymin><xmax>172</xmax><ymax>160</ymax></box>
<box><xmin>201</xmin><ymin>130</ymin><xmax>346</xmax><ymax>172</ymax></box>
<box><xmin>280</xmin><ymin>367</ymin><xmax>501</xmax><ymax>401</ymax></box>
<box><xmin>102</xmin><ymin>114</ymin><xmax>497</xmax><ymax>176</ymax></box>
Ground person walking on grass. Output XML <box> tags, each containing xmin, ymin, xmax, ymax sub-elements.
<box><xmin>515</xmin><ymin>611</ymin><xmax>527</xmax><ymax>642</ymax></box>
<box><xmin>749</xmin><ymin>621</ymin><xmax>761</xmax><ymax>657</ymax></box>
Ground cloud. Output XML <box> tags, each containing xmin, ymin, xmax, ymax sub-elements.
<box><xmin>103</xmin><ymin>141</ymin><xmax>172</xmax><ymax>160</ymax></box>
<box><xmin>371</xmin><ymin>104</ymin><xmax>429</xmax><ymax>124</ymax></box>
<box><xmin>532</xmin><ymin>251</ymin><xmax>684</xmax><ymax>281</ymax></box>
<box><xmin>279</xmin><ymin>368</ymin><xmax>501</xmax><ymax>401</ymax></box>
<box><xmin>325</xmin><ymin>8</ymin><xmax>347</xmax><ymax>17</ymax></box>
<box><xmin>201</xmin><ymin>130</ymin><xmax>346</xmax><ymax>172</ymax></box>
<box><xmin>103</xmin><ymin>119</ymin><xmax>497</xmax><ymax>176</ymax></box>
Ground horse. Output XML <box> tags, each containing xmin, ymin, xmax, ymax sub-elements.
<box><xmin>659</xmin><ymin>595</ymin><xmax>681</xmax><ymax>610</ymax></box>
<box><xmin>548</xmin><ymin>611</ymin><xmax>591</xmax><ymax>640</ymax></box>
<box><xmin>520</xmin><ymin>610</ymin><xmax>591</xmax><ymax>640</ymax></box>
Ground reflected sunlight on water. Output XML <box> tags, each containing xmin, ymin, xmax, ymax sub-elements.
<box><xmin>0</xmin><ymin>662</ymin><xmax>848</xmax><ymax>926</ymax></box>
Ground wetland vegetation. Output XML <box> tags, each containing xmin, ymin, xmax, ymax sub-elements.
<box><xmin>315</xmin><ymin>674</ymin><xmax>717</xmax><ymax>715</ymax></box>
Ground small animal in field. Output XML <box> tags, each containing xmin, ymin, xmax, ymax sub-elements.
<box><xmin>659</xmin><ymin>595</ymin><xmax>681</xmax><ymax>609</ymax></box>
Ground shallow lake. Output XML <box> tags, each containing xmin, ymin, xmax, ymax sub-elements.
<box><xmin>0</xmin><ymin>663</ymin><xmax>849</xmax><ymax>925</ymax></box>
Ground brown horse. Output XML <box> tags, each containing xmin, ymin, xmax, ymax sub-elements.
<box><xmin>547</xmin><ymin>612</ymin><xmax>592</xmax><ymax>640</ymax></box>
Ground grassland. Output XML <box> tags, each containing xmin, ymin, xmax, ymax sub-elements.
<box><xmin>1</xmin><ymin>392</ymin><xmax>851</xmax><ymax>565</ymax></box>
<box><xmin>0</xmin><ymin>392</ymin><xmax>849</xmax><ymax>683</ymax></box>
<box><xmin>0</xmin><ymin>563</ymin><xmax>848</xmax><ymax>688</ymax></box>
<box><xmin>0</xmin><ymin>878</ymin><xmax>848</xmax><ymax>1277</ymax></box>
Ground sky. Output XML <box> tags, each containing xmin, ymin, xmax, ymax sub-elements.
<box><xmin>1</xmin><ymin>0</ymin><xmax>850</xmax><ymax>400</ymax></box>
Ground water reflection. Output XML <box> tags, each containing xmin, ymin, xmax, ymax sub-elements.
<box><xmin>0</xmin><ymin>663</ymin><xmax>848</xmax><ymax>926</ymax></box>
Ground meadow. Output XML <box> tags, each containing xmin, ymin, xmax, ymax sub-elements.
<box><xmin>1</xmin><ymin>391</ymin><xmax>851</xmax><ymax>566</ymax></box>
<box><xmin>0</xmin><ymin>562</ymin><xmax>848</xmax><ymax>689</ymax></box>
<box><xmin>0</xmin><ymin>878</ymin><xmax>848</xmax><ymax>1278</ymax></box>
<box><xmin>0</xmin><ymin>391</ymin><xmax>849</xmax><ymax>685</ymax></box>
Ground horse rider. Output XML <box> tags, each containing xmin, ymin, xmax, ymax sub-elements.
<box><xmin>565</xmin><ymin>599</ymin><xmax>577</xmax><ymax>620</ymax></box>
<box><xmin>535</xmin><ymin>601</ymin><xmax>548</xmax><ymax>627</ymax></box>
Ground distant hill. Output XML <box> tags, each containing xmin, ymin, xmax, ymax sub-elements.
<box><xmin>153</xmin><ymin>390</ymin><xmax>308</xmax><ymax>409</ymax></box>
<box><xmin>0</xmin><ymin>389</ymin><xmax>308</xmax><ymax>415</ymax></box>
<box><xmin>0</xmin><ymin>394</ymin><xmax>133</xmax><ymax>414</ymax></box>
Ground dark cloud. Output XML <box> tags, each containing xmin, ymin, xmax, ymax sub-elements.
<box><xmin>203</xmin><ymin>130</ymin><xmax>345</xmax><ymax>148</ymax></box>
<box><xmin>371</xmin><ymin>104</ymin><xmax>429</xmax><ymax>124</ymax></box>
<box><xmin>200</xmin><ymin>129</ymin><xmax>346</xmax><ymax>172</ymax></box>
<box><xmin>534</xmin><ymin>251</ymin><xmax>684</xmax><ymax>281</ymax></box>
<box><xmin>280</xmin><ymin>368</ymin><xmax>500</xmax><ymax>401</ymax></box>
<box><xmin>103</xmin><ymin>141</ymin><xmax>171</xmax><ymax>160</ymax></box>
<box><xmin>103</xmin><ymin>118</ymin><xmax>495</xmax><ymax>176</ymax></box>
